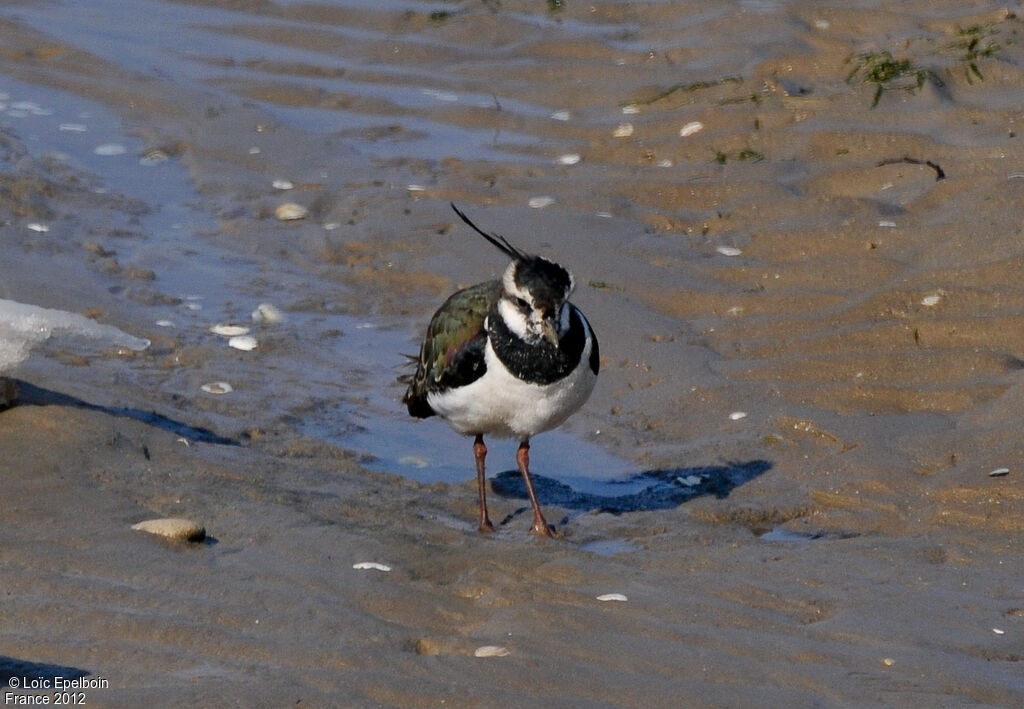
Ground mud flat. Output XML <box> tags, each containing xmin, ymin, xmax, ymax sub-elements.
<box><xmin>0</xmin><ymin>1</ymin><xmax>1022</xmax><ymax>706</ymax></box>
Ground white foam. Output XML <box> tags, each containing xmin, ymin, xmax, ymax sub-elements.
<box><xmin>0</xmin><ymin>298</ymin><xmax>149</xmax><ymax>374</ymax></box>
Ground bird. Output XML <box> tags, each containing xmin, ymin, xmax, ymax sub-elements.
<box><xmin>403</xmin><ymin>203</ymin><xmax>599</xmax><ymax>536</ymax></box>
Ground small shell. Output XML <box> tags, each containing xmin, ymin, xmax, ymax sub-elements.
<box><xmin>679</xmin><ymin>121</ymin><xmax>704</xmax><ymax>137</ymax></box>
<box><xmin>352</xmin><ymin>562</ymin><xmax>391</xmax><ymax>572</ymax></box>
<box><xmin>676</xmin><ymin>475</ymin><xmax>703</xmax><ymax>487</ymax></box>
<box><xmin>596</xmin><ymin>593</ymin><xmax>628</xmax><ymax>602</ymax></box>
<box><xmin>132</xmin><ymin>518</ymin><xmax>206</xmax><ymax>542</ymax></box>
<box><xmin>26</xmin><ymin>223</ymin><xmax>49</xmax><ymax>233</ymax></box>
<box><xmin>556</xmin><ymin>153</ymin><xmax>581</xmax><ymax>165</ymax></box>
<box><xmin>275</xmin><ymin>203</ymin><xmax>308</xmax><ymax>221</ymax></box>
<box><xmin>921</xmin><ymin>294</ymin><xmax>941</xmax><ymax>307</ymax></box>
<box><xmin>139</xmin><ymin>150</ymin><xmax>169</xmax><ymax>166</ymax></box>
<box><xmin>155</xmin><ymin>320</ymin><xmax>175</xmax><ymax>328</ymax></box>
<box><xmin>228</xmin><ymin>335</ymin><xmax>258</xmax><ymax>351</ymax></box>
<box><xmin>200</xmin><ymin>381</ymin><xmax>233</xmax><ymax>394</ymax></box>
<box><xmin>272</xmin><ymin>179</ymin><xmax>294</xmax><ymax>190</ymax></box>
<box><xmin>993</xmin><ymin>628</ymin><xmax>1006</xmax><ymax>635</ymax></box>
<box><xmin>528</xmin><ymin>196</ymin><xmax>555</xmax><ymax>209</ymax></box>
<box><xmin>251</xmin><ymin>303</ymin><xmax>285</xmax><ymax>324</ymax></box>
<box><xmin>612</xmin><ymin>123</ymin><xmax>634</xmax><ymax>138</ymax></box>
<box><xmin>621</xmin><ymin>105</ymin><xmax>640</xmax><ymax>115</ymax></box>
<box><xmin>550</xmin><ymin>110</ymin><xmax>571</xmax><ymax>121</ymax></box>
<box><xmin>729</xmin><ymin>411</ymin><xmax>748</xmax><ymax>420</ymax></box>
<box><xmin>716</xmin><ymin>246</ymin><xmax>742</xmax><ymax>257</ymax></box>
<box><xmin>93</xmin><ymin>143</ymin><xmax>127</xmax><ymax>156</ymax></box>
<box><xmin>988</xmin><ymin>468</ymin><xmax>1010</xmax><ymax>477</ymax></box>
<box><xmin>59</xmin><ymin>123</ymin><xmax>87</xmax><ymax>132</ymax></box>
<box><xmin>210</xmin><ymin>324</ymin><xmax>250</xmax><ymax>337</ymax></box>
<box><xmin>473</xmin><ymin>645</ymin><xmax>510</xmax><ymax>658</ymax></box>
<box><xmin>878</xmin><ymin>220</ymin><xmax>897</xmax><ymax>228</ymax></box>
<box><xmin>406</xmin><ymin>184</ymin><xmax>426</xmax><ymax>192</ymax></box>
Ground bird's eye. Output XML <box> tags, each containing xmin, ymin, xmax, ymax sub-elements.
<box><xmin>515</xmin><ymin>297</ymin><xmax>530</xmax><ymax>310</ymax></box>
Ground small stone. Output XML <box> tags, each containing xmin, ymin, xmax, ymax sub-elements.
<box><xmin>132</xmin><ymin>518</ymin><xmax>206</xmax><ymax>542</ymax></box>
<box><xmin>210</xmin><ymin>324</ymin><xmax>250</xmax><ymax>337</ymax></box>
<box><xmin>679</xmin><ymin>121</ymin><xmax>704</xmax><ymax>137</ymax></box>
<box><xmin>729</xmin><ymin>411</ymin><xmax>748</xmax><ymax>420</ymax></box>
<box><xmin>272</xmin><ymin>179</ymin><xmax>294</xmax><ymax>190</ymax></box>
<box><xmin>612</xmin><ymin>123</ymin><xmax>634</xmax><ymax>138</ymax></box>
<box><xmin>251</xmin><ymin>303</ymin><xmax>285</xmax><ymax>324</ymax></box>
<box><xmin>596</xmin><ymin>593</ymin><xmax>628</xmax><ymax>602</ymax></box>
<box><xmin>275</xmin><ymin>203</ymin><xmax>308</xmax><ymax>221</ymax></box>
<box><xmin>988</xmin><ymin>468</ymin><xmax>1010</xmax><ymax>477</ymax></box>
<box><xmin>921</xmin><ymin>294</ymin><xmax>942</xmax><ymax>307</ymax></box>
<box><xmin>200</xmin><ymin>381</ymin><xmax>233</xmax><ymax>394</ymax></box>
<box><xmin>528</xmin><ymin>196</ymin><xmax>555</xmax><ymax>209</ymax></box>
<box><xmin>716</xmin><ymin>246</ymin><xmax>743</xmax><ymax>256</ymax></box>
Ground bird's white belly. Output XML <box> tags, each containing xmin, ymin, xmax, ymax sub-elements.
<box><xmin>427</xmin><ymin>340</ymin><xmax>596</xmax><ymax>440</ymax></box>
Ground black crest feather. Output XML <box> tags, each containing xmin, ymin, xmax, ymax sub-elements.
<box><xmin>451</xmin><ymin>203</ymin><xmax>528</xmax><ymax>261</ymax></box>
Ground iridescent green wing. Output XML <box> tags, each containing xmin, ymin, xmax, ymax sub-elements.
<box><xmin>404</xmin><ymin>280</ymin><xmax>502</xmax><ymax>417</ymax></box>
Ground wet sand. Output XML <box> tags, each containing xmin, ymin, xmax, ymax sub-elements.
<box><xmin>1</xmin><ymin>0</ymin><xmax>1023</xmax><ymax>706</ymax></box>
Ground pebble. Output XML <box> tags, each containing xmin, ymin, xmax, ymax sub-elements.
<box><xmin>621</xmin><ymin>105</ymin><xmax>640</xmax><ymax>115</ymax></box>
<box><xmin>528</xmin><ymin>196</ymin><xmax>555</xmax><ymax>209</ymax></box>
<box><xmin>210</xmin><ymin>324</ymin><xmax>250</xmax><ymax>337</ymax></box>
<box><xmin>275</xmin><ymin>203</ymin><xmax>308</xmax><ymax>221</ymax></box>
<box><xmin>131</xmin><ymin>518</ymin><xmax>206</xmax><ymax>542</ymax></box>
<box><xmin>596</xmin><ymin>593</ymin><xmax>628</xmax><ymax>602</ymax></box>
<box><xmin>200</xmin><ymin>381</ymin><xmax>233</xmax><ymax>394</ymax></box>
<box><xmin>612</xmin><ymin>123</ymin><xmax>634</xmax><ymax>138</ymax></box>
<box><xmin>474</xmin><ymin>645</ymin><xmax>510</xmax><ymax>658</ymax></box>
<box><xmin>716</xmin><ymin>246</ymin><xmax>743</xmax><ymax>256</ymax></box>
<box><xmin>228</xmin><ymin>335</ymin><xmax>258</xmax><ymax>351</ymax></box>
<box><xmin>679</xmin><ymin>121</ymin><xmax>704</xmax><ymax>137</ymax></box>
<box><xmin>729</xmin><ymin>411</ymin><xmax>748</xmax><ymax>420</ymax></box>
<box><xmin>556</xmin><ymin>153</ymin><xmax>581</xmax><ymax>165</ymax></box>
<box><xmin>921</xmin><ymin>294</ymin><xmax>942</xmax><ymax>307</ymax></box>
<box><xmin>878</xmin><ymin>220</ymin><xmax>897</xmax><ymax>228</ymax></box>
<box><xmin>988</xmin><ymin>468</ymin><xmax>1010</xmax><ymax>477</ymax></box>
<box><xmin>272</xmin><ymin>179</ymin><xmax>294</xmax><ymax>190</ymax></box>
<box><xmin>352</xmin><ymin>561</ymin><xmax>391</xmax><ymax>572</ymax></box>
<box><xmin>550</xmin><ymin>110</ymin><xmax>571</xmax><ymax>121</ymax></box>
<box><xmin>26</xmin><ymin>223</ymin><xmax>49</xmax><ymax>233</ymax></box>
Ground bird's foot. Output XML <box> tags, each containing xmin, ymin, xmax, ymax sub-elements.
<box><xmin>478</xmin><ymin>519</ymin><xmax>496</xmax><ymax>533</ymax></box>
<box><xmin>529</xmin><ymin>521</ymin><xmax>559</xmax><ymax>538</ymax></box>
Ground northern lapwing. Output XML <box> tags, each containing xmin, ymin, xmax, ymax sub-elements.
<box><xmin>403</xmin><ymin>204</ymin><xmax>600</xmax><ymax>536</ymax></box>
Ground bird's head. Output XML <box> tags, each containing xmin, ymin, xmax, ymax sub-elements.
<box><xmin>452</xmin><ymin>203</ymin><xmax>574</xmax><ymax>347</ymax></box>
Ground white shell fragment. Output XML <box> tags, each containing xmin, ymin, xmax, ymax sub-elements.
<box><xmin>716</xmin><ymin>246</ymin><xmax>743</xmax><ymax>256</ymax></box>
<box><xmin>26</xmin><ymin>222</ymin><xmax>49</xmax><ymax>233</ymax></box>
<box><xmin>612</xmin><ymin>123</ymin><xmax>634</xmax><ymax>138</ymax></box>
<box><xmin>139</xmin><ymin>150</ymin><xmax>169</xmax><ymax>166</ymax></box>
<box><xmin>474</xmin><ymin>645</ymin><xmax>511</xmax><ymax>658</ymax></box>
<box><xmin>878</xmin><ymin>220</ymin><xmax>897</xmax><ymax>228</ymax></box>
<box><xmin>93</xmin><ymin>143</ymin><xmax>127</xmax><ymax>156</ymax></box>
<box><xmin>406</xmin><ymin>184</ymin><xmax>426</xmax><ymax>192</ymax></box>
<box><xmin>596</xmin><ymin>593</ymin><xmax>629</xmax><ymax>602</ymax></box>
<box><xmin>993</xmin><ymin>628</ymin><xmax>1006</xmax><ymax>635</ymax></box>
<box><xmin>729</xmin><ymin>411</ymin><xmax>748</xmax><ymax>420</ymax></box>
<box><xmin>272</xmin><ymin>179</ymin><xmax>294</xmax><ymax>190</ymax></box>
<box><xmin>228</xmin><ymin>335</ymin><xmax>258</xmax><ymax>351</ymax></box>
<box><xmin>676</xmin><ymin>475</ymin><xmax>703</xmax><ymax>487</ymax></box>
<box><xmin>131</xmin><ymin>518</ymin><xmax>206</xmax><ymax>542</ymax></box>
<box><xmin>921</xmin><ymin>294</ymin><xmax>942</xmax><ymax>307</ymax></box>
<box><xmin>621</xmin><ymin>105</ymin><xmax>640</xmax><ymax>115</ymax></box>
<box><xmin>550</xmin><ymin>110</ymin><xmax>571</xmax><ymax>121</ymax></box>
<box><xmin>352</xmin><ymin>562</ymin><xmax>392</xmax><ymax>572</ymax></box>
<box><xmin>275</xmin><ymin>203</ymin><xmax>308</xmax><ymax>221</ymax></box>
<box><xmin>988</xmin><ymin>468</ymin><xmax>1010</xmax><ymax>477</ymax></box>
<box><xmin>556</xmin><ymin>153</ymin><xmax>581</xmax><ymax>165</ymax></box>
<box><xmin>200</xmin><ymin>381</ymin><xmax>233</xmax><ymax>394</ymax></box>
<box><xmin>528</xmin><ymin>196</ymin><xmax>555</xmax><ymax>209</ymax></box>
<box><xmin>251</xmin><ymin>303</ymin><xmax>285</xmax><ymax>324</ymax></box>
<box><xmin>680</xmin><ymin>121</ymin><xmax>704</xmax><ymax>137</ymax></box>
<box><xmin>210</xmin><ymin>324</ymin><xmax>250</xmax><ymax>337</ymax></box>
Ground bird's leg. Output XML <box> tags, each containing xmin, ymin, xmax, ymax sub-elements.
<box><xmin>474</xmin><ymin>435</ymin><xmax>495</xmax><ymax>532</ymax></box>
<box><xmin>516</xmin><ymin>440</ymin><xmax>555</xmax><ymax>537</ymax></box>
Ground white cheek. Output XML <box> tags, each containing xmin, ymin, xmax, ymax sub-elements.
<box><xmin>497</xmin><ymin>298</ymin><xmax>531</xmax><ymax>339</ymax></box>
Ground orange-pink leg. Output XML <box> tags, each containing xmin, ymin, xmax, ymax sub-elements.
<box><xmin>516</xmin><ymin>440</ymin><xmax>554</xmax><ymax>537</ymax></box>
<box><xmin>473</xmin><ymin>435</ymin><xmax>495</xmax><ymax>532</ymax></box>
